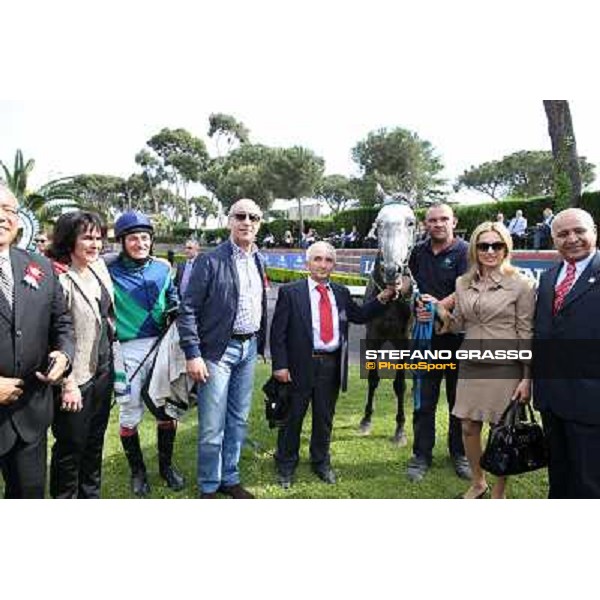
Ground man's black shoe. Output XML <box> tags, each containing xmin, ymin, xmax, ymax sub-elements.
<box><xmin>452</xmin><ymin>455</ymin><xmax>472</xmax><ymax>481</ymax></box>
<box><xmin>312</xmin><ymin>466</ymin><xmax>337</xmax><ymax>485</ymax></box>
<box><xmin>160</xmin><ymin>465</ymin><xmax>185</xmax><ymax>491</ymax></box>
<box><xmin>407</xmin><ymin>455</ymin><xmax>429</xmax><ymax>482</ymax></box>
<box><xmin>217</xmin><ymin>483</ymin><xmax>255</xmax><ymax>499</ymax></box>
<box><xmin>278</xmin><ymin>473</ymin><xmax>293</xmax><ymax>490</ymax></box>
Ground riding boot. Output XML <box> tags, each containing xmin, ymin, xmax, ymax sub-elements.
<box><xmin>120</xmin><ymin>432</ymin><xmax>151</xmax><ymax>497</ymax></box>
<box><xmin>157</xmin><ymin>425</ymin><xmax>185</xmax><ymax>491</ymax></box>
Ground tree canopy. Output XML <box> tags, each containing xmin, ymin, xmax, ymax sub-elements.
<box><xmin>315</xmin><ymin>174</ymin><xmax>356</xmax><ymax>214</ymax></box>
<box><xmin>265</xmin><ymin>146</ymin><xmax>325</xmax><ymax>235</ymax></box>
<box><xmin>1</xmin><ymin>149</ymin><xmax>81</xmax><ymax>224</ymax></box>
<box><xmin>144</xmin><ymin>127</ymin><xmax>209</xmax><ymax>220</ymax></box>
<box><xmin>457</xmin><ymin>150</ymin><xmax>595</xmax><ymax>200</ymax></box>
<box><xmin>201</xmin><ymin>144</ymin><xmax>276</xmax><ymax>211</ymax></box>
<box><xmin>208</xmin><ymin>113</ymin><xmax>250</xmax><ymax>156</ymax></box>
<box><xmin>351</xmin><ymin>127</ymin><xmax>445</xmax><ymax>203</ymax></box>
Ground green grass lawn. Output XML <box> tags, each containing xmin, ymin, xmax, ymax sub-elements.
<box><xmin>97</xmin><ymin>363</ymin><xmax>548</xmax><ymax>499</ymax></box>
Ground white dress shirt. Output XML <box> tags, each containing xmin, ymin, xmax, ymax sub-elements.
<box><xmin>555</xmin><ymin>252</ymin><xmax>596</xmax><ymax>288</ymax></box>
<box><xmin>308</xmin><ymin>277</ymin><xmax>340</xmax><ymax>351</ymax></box>
<box><xmin>0</xmin><ymin>248</ymin><xmax>13</xmax><ymax>281</ymax></box>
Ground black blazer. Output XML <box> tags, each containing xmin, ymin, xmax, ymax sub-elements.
<box><xmin>0</xmin><ymin>248</ymin><xmax>75</xmax><ymax>455</ymax></box>
<box><xmin>533</xmin><ymin>251</ymin><xmax>600</xmax><ymax>424</ymax></box>
<box><xmin>270</xmin><ymin>279</ymin><xmax>386</xmax><ymax>393</ymax></box>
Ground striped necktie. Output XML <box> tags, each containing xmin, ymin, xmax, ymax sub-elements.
<box><xmin>0</xmin><ymin>255</ymin><xmax>14</xmax><ymax>309</ymax></box>
<box><xmin>553</xmin><ymin>261</ymin><xmax>577</xmax><ymax>315</ymax></box>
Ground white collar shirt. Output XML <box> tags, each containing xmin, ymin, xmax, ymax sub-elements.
<box><xmin>556</xmin><ymin>252</ymin><xmax>596</xmax><ymax>288</ymax></box>
<box><xmin>308</xmin><ymin>277</ymin><xmax>340</xmax><ymax>351</ymax></box>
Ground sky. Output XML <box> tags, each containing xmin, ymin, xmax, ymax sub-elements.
<box><xmin>1</xmin><ymin>1</ymin><xmax>598</xmax><ymax>210</ymax></box>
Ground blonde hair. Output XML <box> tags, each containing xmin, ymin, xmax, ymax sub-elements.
<box><xmin>464</xmin><ymin>221</ymin><xmax>516</xmax><ymax>284</ymax></box>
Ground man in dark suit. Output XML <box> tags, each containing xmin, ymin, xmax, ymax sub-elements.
<box><xmin>174</xmin><ymin>238</ymin><xmax>200</xmax><ymax>296</ymax></box>
<box><xmin>270</xmin><ymin>241</ymin><xmax>399</xmax><ymax>488</ymax></box>
<box><xmin>534</xmin><ymin>208</ymin><xmax>600</xmax><ymax>498</ymax></box>
<box><xmin>0</xmin><ymin>184</ymin><xmax>74</xmax><ymax>498</ymax></box>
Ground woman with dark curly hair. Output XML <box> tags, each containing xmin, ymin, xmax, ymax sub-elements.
<box><xmin>47</xmin><ymin>211</ymin><xmax>115</xmax><ymax>498</ymax></box>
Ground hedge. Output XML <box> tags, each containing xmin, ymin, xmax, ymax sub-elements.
<box><xmin>331</xmin><ymin>207</ymin><xmax>379</xmax><ymax>237</ymax></box>
<box><xmin>259</xmin><ymin>218</ymin><xmax>334</xmax><ymax>241</ymax></box>
<box><xmin>266</xmin><ymin>267</ymin><xmax>368</xmax><ymax>286</ymax></box>
<box><xmin>453</xmin><ymin>191</ymin><xmax>600</xmax><ymax>235</ymax></box>
<box><xmin>156</xmin><ymin>190</ymin><xmax>600</xmax><ymax>244</ymax></box>
<box><xmin>327</xmin><ymin>190</ymin><xmax>600</xmax><ymax>239</ymax></box>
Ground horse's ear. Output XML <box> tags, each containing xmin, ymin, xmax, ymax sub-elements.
<box><xmin>395</xmin><ymin>190</ymin><xmax>417</xmax><ymax>208</ymax></box>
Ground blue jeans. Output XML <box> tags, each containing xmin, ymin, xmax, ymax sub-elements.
<box><xmin>197</xmin><ymin>337</ymin><xmax>257</xmax><ymax>493</ymax></box>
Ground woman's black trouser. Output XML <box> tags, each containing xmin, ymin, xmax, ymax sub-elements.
<box><xmin>50</xmin><ymin>363</ymin><xmax>114</xmax><ymax>499</ymax></box>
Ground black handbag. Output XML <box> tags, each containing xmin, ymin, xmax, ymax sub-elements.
<box><xmin>262</xmin><ymin>376</ymin><xmax>292</xmax><ymax>429</ymax></box>
<box><xmin>480</xmin><ymin>400</ymin><xmax>548</xmax><ymax>476</ymax></box>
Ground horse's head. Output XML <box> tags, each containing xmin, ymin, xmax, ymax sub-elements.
<box><xmin>375</xmin><ymin>201</ymin><xmax>417</xmax><ymax>284</ymax></box>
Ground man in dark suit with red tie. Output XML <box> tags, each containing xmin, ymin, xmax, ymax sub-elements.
<box><xmin>534</xmin><ymin>208</ymin><xmax>600</xmax><ymax>498</ymax></box>
<box><xmin>0</xmin><ymin>184</ymin><xmax>74</xmax><ymax>498</ymax></box>
<box><xmin>270</xmin><ymin>241</ymin><xmax>399</xmax><ymax>488</ymax></box>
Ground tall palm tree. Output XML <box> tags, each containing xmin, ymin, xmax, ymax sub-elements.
<box><xmin>1</xmin><ymin>149</ymin><xmax>81</xmax><ymax>225</ymax></box>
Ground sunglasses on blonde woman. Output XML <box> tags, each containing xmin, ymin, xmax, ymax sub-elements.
<box><xmin>476</xmin><ymin>242</ymin><xmax>506</xmax><ymax>252</ymax></box>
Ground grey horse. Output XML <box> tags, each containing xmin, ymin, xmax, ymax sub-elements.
<box><xmin>359</xmin><ymin>189</ymin><xmax>417</xmax><ymax>444</ymax></box>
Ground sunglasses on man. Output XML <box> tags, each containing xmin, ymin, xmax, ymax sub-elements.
<box><xmin>232</xmin><ymin>212</ymin><xmax>261</xmax><ymax>223</ymax></box>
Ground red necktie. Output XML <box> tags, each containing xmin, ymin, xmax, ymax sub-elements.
<box><xmin>316</xmin><ymin>283</ymin><xmax>334</xmax><ymax>343</ymax></box>
<box><xmin>553</xmin><ymin>261</ymin><xmax>577</xmax><ymax>315</ymax></box>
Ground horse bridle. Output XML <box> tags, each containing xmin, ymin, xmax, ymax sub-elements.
<box><xmin>372</xmin><ymin>197</ymin><xmax>420</xmax><ymax>299</ymax></box>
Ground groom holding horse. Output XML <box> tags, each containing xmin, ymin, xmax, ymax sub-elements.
<box><xmin>407</xmin><ymin>203</ymin><xmax>471</xmax><ymax>483</ymax></box>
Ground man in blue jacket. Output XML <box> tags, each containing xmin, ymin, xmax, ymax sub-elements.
<box><xmin>177</xmin><ymin>198</ymin><xmax>267</xmax><ymax>499</ymax></box>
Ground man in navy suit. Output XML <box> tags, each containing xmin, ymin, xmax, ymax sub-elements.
<box><xmin>270</xmin><ymin>241</ymin><xmax>400</xmax><ymax>488</ymax></box>
<box><xmin>534</xmin><ymin>208</ymin><xmax>600</xmax><ymax>498</ymax></box>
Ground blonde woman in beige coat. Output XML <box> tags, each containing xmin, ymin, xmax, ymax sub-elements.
<box><xmin>433</xmin><ymin>222</ymin><xmax>535</xmax><ymax>499</ymax></box>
